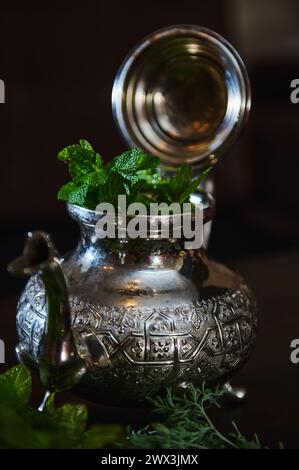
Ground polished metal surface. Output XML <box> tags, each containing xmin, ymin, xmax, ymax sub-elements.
<box><xmin>224</xmin><ymin>382</ymin><xmax>247</xmax><ymax>402</ymax></box>
<box><xmin>14</xmin><ymin>199</ymin><xmax>257</xmax><ymax>406</ymax></box>
<box><xmin>112</xmin><ymin>25</ymin><xmax>251</xmax><ymax>171</ymax></box>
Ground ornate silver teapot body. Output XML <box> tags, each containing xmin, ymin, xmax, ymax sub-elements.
<box><xmin>13</xmin><ymin>199</ymin><xmax>257</xmax><ymax>406</ymax></box>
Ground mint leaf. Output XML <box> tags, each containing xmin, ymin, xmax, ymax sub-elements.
<box><xmin>81</xmin><ymin>425</ymin><xmax>124</xmax><ymax>449</ymax></box>
<box><xmin>111</xmin><ymin>148</ymin><xmax>160</xmax><ymax>174</ymax></box>
<box><xmin>86</xmin><ymin>169</ymin><xmax>108</xmax><ymax>186</ymax></box>
<box><xmin>98</xmin><ymin>173</ymin><xmax>129</xmax><ymax>207</ymax></box>
<box><xmin>52</xmin><ymin>403</ymin><xmax>88</xmax><ymax>439</ymax></box>
<box><xmin>58</xmin><ymin>140</ymin><xmax>104</xmax><ymax>185</ymax></box>
<box><xmin>58</xmin><ymin>181</ymin><xmax>92</xmax><ymax>207</ymax></box>
<box><xmin>0</xmin><ymin>366</ymin><xmax>125</xmax><ymax>449</ymax></box>
<box><xmin>57</xmin><ymin>182</ymin><xmax>77</xmax><ymax>201</ymax></box>
<box><xmin>64</xmin><ymin>182</ymin><xmax>97</xmax><ymax>208</ymax></box>
<box><xmin>0</xmin><ymin>365</ymin><xmax>31</xmax><ymax>405</ymax></box>
<box><xmin>79</xmin><ymin>139</ymin><xmax>93</xmax><ymax>151</ymax></box>
<box><xmin>58</xmin><ymin>170</ymin><xmax>108</xmax><ymax>208</ymax></box>
<box><xmin>179</xmin><ymin>166</ymin><xmax>213</xmax><ymax>204</ymax></box>
<box><xmin>169</xmin><ymin>165</ymin><xmax>192</xmax><ymax>194</ymax></box>
<box><xmin>69</xmin><ymin>159</ymin><xmax>93</xmax><ymax>184</ymax></box>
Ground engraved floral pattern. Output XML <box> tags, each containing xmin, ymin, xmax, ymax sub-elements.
<box><xmin>16</xmin><ymin>274</ymin><xmax>257</xmax><ymax>396</ymax></box>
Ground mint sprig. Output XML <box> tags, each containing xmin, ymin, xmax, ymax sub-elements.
<box><xmin>57</xmin><ymin>139</ymin><xmax>212</xmax><ymax>209</ymax></box>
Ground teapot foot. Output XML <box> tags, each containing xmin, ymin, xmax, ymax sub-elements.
<box><xmin>224</xmin><ymin>382</ymin><xmax>247</xmax><ymax>402</ymax></box>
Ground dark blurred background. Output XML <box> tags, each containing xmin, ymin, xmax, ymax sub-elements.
<box><xmin>1</xmin><ymin>0</ymin><xmax>299</xmax><ymax>297</ymax></box>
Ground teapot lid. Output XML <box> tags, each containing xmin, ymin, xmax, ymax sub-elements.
<box><xmin>112</xmin><ymin>25</ymin><xmax>251</xmax><ymax>171</ymax></box>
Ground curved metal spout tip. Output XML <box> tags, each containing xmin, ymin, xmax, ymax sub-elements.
<box><xmin>8</xmin><ymin>231</ymin><xmax>58</xmax><ymax>277</ymax></box>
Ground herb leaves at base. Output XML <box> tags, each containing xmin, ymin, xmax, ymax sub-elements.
<box><xmin>128</xmin><ymin>384</ymin><xmax>282</xmax><ymax>449</ymax></box>
<box><xmin>0</xmin><ymin>365</ymin><xmax>123</xmax><ymax>449</ymax></box>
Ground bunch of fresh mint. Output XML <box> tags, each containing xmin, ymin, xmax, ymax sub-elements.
<box><xmin>57</xmin><ymin>139</ymin><xmax>211</xmax><ymax>209</ymax></box>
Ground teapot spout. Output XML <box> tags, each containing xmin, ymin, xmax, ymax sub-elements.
<box><xmin>8</xmin><ymin>231</ymin><xmax>86</xmax><ymax>392</ymax></box>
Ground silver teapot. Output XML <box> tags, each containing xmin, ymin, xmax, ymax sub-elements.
<box><xmin>9</xmin><ymin>26</ymin><xmax>257</xmax><ymax>406</ymax></box>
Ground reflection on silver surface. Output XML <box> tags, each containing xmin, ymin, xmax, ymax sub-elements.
<box><xmin>112</xmin><ymin>25</ymin><xmax>251</xmax><ymax>171</ymax></box>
